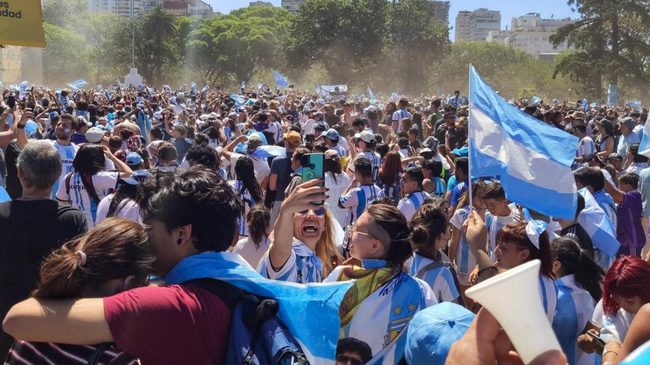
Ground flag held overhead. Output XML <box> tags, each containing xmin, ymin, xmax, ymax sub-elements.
<box><xmin>468</xmin><ymin>65</ymin><xmax>578</xmax><ymax>220</ymax></box>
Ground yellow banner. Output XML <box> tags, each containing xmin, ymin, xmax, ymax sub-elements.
<box><xmin>0</xmin><ymin>0</ymin><xmax>46</xmax><ymax>48</ymax></box>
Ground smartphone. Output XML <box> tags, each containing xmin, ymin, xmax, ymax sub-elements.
<box><xmin>586</xmin><ymin>331</ymin><xmax>606</xmax><ymax>348</ymax></box>
<box><xmin>302</xmin><ymin>153</ymin><xmax>325</xmax><ymax>205</ymax></box>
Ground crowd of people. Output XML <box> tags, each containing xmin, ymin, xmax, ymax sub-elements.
<box><xmin>0</xmin><ymin>83</ymin><xmax>648</xmax><ymax>365</ymax></box>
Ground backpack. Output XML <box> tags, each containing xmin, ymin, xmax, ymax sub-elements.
<box><xmin>415</xmin><ymin>258</ymin><xmax>466</xmax><ymax>307</ymax></box>
<box><xmin>187</xmin><ymin>278</ymin><xmax>310</xmax><ymax>365</ymax></box>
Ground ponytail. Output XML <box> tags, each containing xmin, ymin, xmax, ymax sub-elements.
<box><xmin>367</xmin><ymin>204</ymin><xmax>412</xmax><ymax>271</ymax></box>
<box><xmin>552</xmin><ymin>237</ymin><xmax>604</xmax><ymax>302</ymax></box>
<box><xmin>409</xmin><ymin>203</ymin><xmax>448</xmax><ymax>252</ymax></box>
<box><xmin>33</xmin><ymin>218</ymin><xmax>155</xmax><ymax>299</ymax></box>
<box><xmin>247</xmin><ymin>204</ymin><xmax>270</xmax><ymax>249</ymax></box>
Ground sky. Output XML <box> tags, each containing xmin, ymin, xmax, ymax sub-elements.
<box><xmin>206</xmin><ymin>0</ymin><xmax>578</xmax><ymax>41</ymax></box>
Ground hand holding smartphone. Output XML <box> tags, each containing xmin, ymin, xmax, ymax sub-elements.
<box><xmin>301</xmin><ymin>153</ymin><xmax>325</xmax><ymax>205</ymax></box>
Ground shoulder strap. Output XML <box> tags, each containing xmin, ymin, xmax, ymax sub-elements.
<box><xmin>185</xmin><ymin>278</ymin><xmax>242</xmax><ymax>311</ymax></box>
<box><xmin>415</xmin><ymin>259</ymin><xmax>466</xmax><ymax>307</ymax></box>
<box><xmin>88</xmin><ymin>343</ymin><xmax>115</xmax><ymax>365</ymax></box>
<box><xmin>81</xmin><ymin>173</ymin><xmax>102</xmax><ymax>205</ymax></box>
<box><xmin>415</xmin><ymin>261</ymin><xmax>444</xmax><ymax>280</ymax></box>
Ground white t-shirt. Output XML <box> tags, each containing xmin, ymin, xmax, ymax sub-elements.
<box><xmin>349</xmin><ymin>151</ymin><xmax>381</xmax><ymax>181</ymax></box>
<box><xmin>95</xmin><ymin>194</ymin><xmax>142</xmax><ymax>225</ymax></box>
<box><xmin>233</xmin><ymin>236</ymin><xmax>271</xmax><ymax>269</ymax></box>
<box><xmin>577</xmin><ymin>137</ymin><xmax>595</xmax><ymax>157</ymax></box>
<box><xmin>45</xmin><ymin>140</ymin><xmax>79</xmax><ymax>200</ymax></box>
<box><xmin>56</xmin><ymin>171</ymin><xmax>119</xmax><ymax>228</ymax></box>
<box><xmin>326</xmin><ymin>172</ymin><xmax>352</xmax><ymax>228</ymax></box>
<box><xmin>592</xmin><ymin>299</ymin><xmax>635</xmax><ymax>344</ymax></box>
<box><xmin>229</xmin><ymin>153</ymin><xmax>270</xmax><ymax>185</ymax></box>
<box><xmin>485</xmin><ymin>205</ymin><xmax>521</xmax><ymax>258</ymax></box>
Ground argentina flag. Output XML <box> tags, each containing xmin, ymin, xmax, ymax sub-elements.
<box><xmin>273</xmin><ymin>71</ymin><xmax>289</xmax><ymax>87</ymax></box>
<box><xmin>66</xmin><ymin>79</ymin><xmax>89</xmax><ymax>90</ymax></box>
<box><xmin>468</xmin><ymin>66</ymin><xmax>578</xmax><ymax>220</ymax></box>
<box><xmin>578</xmin><ymin>188</ymin><xmax>620</xmax><ymax>257</ymax></box>
<box><xmin>165</xmin><ymin>252</ymin><xmax>353</xmax><ymax>365</ymax></box>
<box><xmin>638</xmin><ymin>119</ymin><xmax>650</xmax><ymax>158</ymax></box>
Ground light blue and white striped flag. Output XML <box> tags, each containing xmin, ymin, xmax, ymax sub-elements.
<box><xmin>367</xmin><ymin>85</ymin><xmax>375</xmax><ymax>103</ymax></box>
<box><xmin>582</xmin><ymin>99</ymin><xmax>588</xmax><ymax>112</ymax></box>
<box><xmin>578</xmin><ymin>188</ymin><xmax>620</xmax><ymax>257</ymax></box>
<box><xmin>190</xmin><ymin>82</ymin><xmax>197</xmax><ymax>96</ymax></box>
<box><xmin>66</xmin><ymin>79</ymin><xmax>89</xmax><ymax>90</ymax></box>
<box><xmin>257</xmin><ymin>83</ymin><xmax>263</xmax><ymax>91</ymax></box>
<box><xmin>640</xmin><ymin>119</ymin><xmax>650</xmax><ymax>159</ymax></box>
<box><xmin>272</xmin><ymin>71</ymin><xmax>289</xmax><ymax>87</ymax></box>
<box><xmin>241</xmin><ymin>81</ymin><xmax>246</xmax><ymax>89</ymax></box>
<box><xmin>532</xmin><ymin>96</ymin><xmax>541</xmax><ymax>105</ymax></box>
<box><xmin>230</xmin><ymin>94</ymin><xmax>245</xmax><ymax>108</ymax></box>
<box><xmin>162</xmin><ymin>85</ymin><xmax>172</xmax><ymax>92</ymax></box>
<box><xmin>468</xmin><ymin>66</ymin><xmax>578</xmax><ymax>220</ymax></box>
<box><xmin>165</xmin><ymin>252</ymin><xmax>353</xmax><ymax>365</ymax></box>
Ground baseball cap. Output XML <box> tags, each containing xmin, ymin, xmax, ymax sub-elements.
<box><xmin>284</xmin><ymin>131</ymin><xmax>301</xmax><ymax>147</ymax></box>
<box><xmin>85</xmin><ymin>127</ymin><xmax>105</xmax><ymax>143</ymax></box>
<box><xmin>125</xmin><ymin>152</ymin><xmax>144</xmax><ymax>166</ymax></box>
<box><xmin>608</xmin><ymin>152</ymin><xmax>623</xmax><ymax>161</ymax></box>
<box><xmin>364</xmin><ymin>106</ymin><xmax>377</xmax><ymax>113</ymax></box>
<box><xmin>158</xmin><ymin>142</ymin><xmax>178</xmax><ymax>161</ymax></box>
<box><xmin>120</xmin><ymin>169</ymin><xmax>152</xmax><ymax>186</ymax></box>
<box><xmin>405</xmin><ymin>303</ymin><xmax>475</xmax><ymax>365</ymax></box>
<box><xmin>49</xmin><ymin>111</ymin><xmax>59</xmax><ymax>120</ymax></box>
<box><xmin>315</xmin><ymin>121</ymin><xmax>328</xmax><ymax>131</ymax></box>
<box><xmin>570</xmin><ymin>111</ymin><xmax>586</xmax><ymax>120</ymax></box>
<box><xmin>316</xmin><ymin>99</ymin><xmax>326</xmax><ymax>106</ymax></box>
<box><xmin>324</xmin><ymin>128</ymin><xmax>340</xmax><ymax>141</ymax></box>
<box><xmin>354</xmin><ymin>130</ymin><xmax>375</xmax><ymax>143</ymax></box>
<box><xmin>582</xmin><ymin>153</ymin><xmax>605</xmax><ymax>165</ymax></box>
<box><xmin>324</xmin><ymin>149</ymin><xmax>340</xmax><ymax>160</ymax></box>
<box><xmin>618</xmin><ymin>116</ymin><xmax>636</xmax><ymax>130</ymax></box>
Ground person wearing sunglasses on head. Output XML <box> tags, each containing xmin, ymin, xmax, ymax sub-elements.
<box><xmin>323</xmin><ymin>204</ymin><xmax>436</xmax><ymax>364</ymax></box>
<box><xmin>258</xmin><ymin>179</ymin><xmax>342</xmax><ymax>283</ymax></box>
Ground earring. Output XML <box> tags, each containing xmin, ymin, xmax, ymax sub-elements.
<box><xmin>177</xmin><ymin>238</ymin><xmax>182</xmax><ymax>245</ymax></box>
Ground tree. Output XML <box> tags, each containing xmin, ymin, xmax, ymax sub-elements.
<box><xmin>285</xmin><ymin>0</ymin><xmax>388</xmax><ymax>84</ymax></box>
<box><xmin>139</xmin><ymin>4</ymin><xmax>178</xmax><ymax>86</ymax></box>
<box><xmin>83</xmin><ymin>13</ymin><xmax>133</xmax><ymax>85</ymax></box>
<box><xmin>42</xmin><ymin>23</ymin><xmax>91</xmax><ymax>86</ymax></box>
<box><xmin>384</xmin><ymin>0</ymin><xmax>450</xmax><ymax>94</ymax></box>
<box><xmin>550</xmin><ymin>0</ymin><xmax>650</xmax><ymax>103</ymax></box>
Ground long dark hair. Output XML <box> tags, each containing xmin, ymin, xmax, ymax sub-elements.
<box><xmin>367</xmin><ymin>204</ymin><xmax>412</xmax><ymax>271</ymax></box>
<box><xmin>552</xmin><ymin>237</ymin><xmax>604</xmax><ymax>302</ymax></box>
<box><xmin>324</xmin><ymin>157</ymin><xmax>342</xmax><ymax>184</ymax></box>
<box><xmin>247</xmin><ymin>204</ymin><xmax>270</xmax><ymax>249</ymax></box>
<box><xmin>107</xmin><ymin>183</ymin><xmax>139</xmax><ymax>218</ymax></box>
<box><xmin>72</xmin><ymin>144</ymin><xmax>105</xmax><ymax>175</ymax></box>
<box><xmin>235</xmin><ymin>156</ymin><xmax>263</xmax><ymax>203</ymax></box>
<box><xmin>378</xmin><ymin>151</ymin><xmax>403</xmax><ymax>186</ymax></box>
<box><xmin>409</xmin><ymin>204</ymin><xmax>448</xmax><ymax>253</ymax></box>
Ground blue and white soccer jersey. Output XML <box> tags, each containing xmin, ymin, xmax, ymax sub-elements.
<box><xmin>552</xmin><ymin>274</ymin><xmax>596</xmax><ymax>365</ymax></box>
<box><xmin>539</xmin><ymin>275</ymin><xmax>558</xmax><ymax>324</ymax></box>
<box><xmin>485</xmin><ymin>206</ymin><xmax>521</xmax><ymax>259</ymax></box>
<box><xmin>350</xmin><ymin>151</ymin><xmax>381</xmax><ymax>182</ymax></box>
<box><xmin>431</xmin><ymin>177</ymin><xmax>446</xmax><ymax>197</ymax></box>
<box><xmin>257</xmin><ymin>239</ymin><xmax>324</xmax><ymax>283</ymax></box>
<box><xmin>379</xmin><ymin>182</ymin><xmax>401</xmax><ymax>204</ymax></box>
<box><xmin>228</xmin><ymin>180</ymin><xmax>255</xmax><ymax>237</ymax></box>
<box><xmin>450</xmin><ymin>206</ymin><xmax>477</xmax><ymax>286</ymax></box>
<box><xmin>55</xmin><ymin>171</ymin><xmax>118</xmax><ymax>229</ymax></box>
<box><xmin>339</xmin><ymin>184</ymin><xmax>382</xmax><ymax>227</ymax></box>
<box><xmin>46</xmin><ymin>140</ymin><xmax>79</xmax><ymax>200</ymax></box>
<box><xmin>392</xmin><ymin>109</ymin><xmax>412</xmax><ymax>132</ymax></box>
<box><xmin>409</xmin><ymin>253</ymin><xmax>459</xmax><ymax>303</ymax></box>
<box><xmin>397</xmin><ymin>191</ymin><xmax>431</xmax><ymax>222</ymax></box>
<box><xmin>331</xmin><ymin>144</ymin><xmax>347</xmax><ymax>159</ymax></box>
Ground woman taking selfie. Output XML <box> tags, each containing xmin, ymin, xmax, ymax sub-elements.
<box><xmin>323</xmin><ymin>204</ymin><xmax>436</xmax><ymax>364</ymax></box>
<box><xmin>4</xmin><ymin>218</ymin><xmax>154</xmax><ymax>364</ymax></box>
<box><xmin>258</xmin><ymin>179</ymin><xmax>341</xmax><ymax>283</ymax></box>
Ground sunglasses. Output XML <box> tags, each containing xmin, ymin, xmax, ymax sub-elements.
<box><xmin>297</xmin><ymin>207</ymin><xmax>326</xmax><ymax>216</ymax></box>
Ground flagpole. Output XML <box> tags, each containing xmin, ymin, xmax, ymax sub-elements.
<box><xmin>468</xmin><ymin>64</ymin><xmax>473</xmax><ymax>210</ymax></box>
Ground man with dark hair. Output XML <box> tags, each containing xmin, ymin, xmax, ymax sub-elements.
<box><xmin>339</xmin><ymin>158</ymin><xmax>382</xmax><ymax>226</ymax></box>
<box><xmin>603</xmin><ymin>173</ymin><xmax>645</xmax><ymax>257</ymax></box>
<box><xmin>447</xmin><ymin>157</ymin><xmax>469</xmax><ymax>217</ymax></box>
<box><xmin>397</xmin><ymin>165</ymin><xmax>430</xmax><ymax>221</ymax></box>
<box><xmin>336</xmin><ymin>338</ymin><xmax>372</xmax><ymax>365</ymax></box>
<box><xmin>185</xmin><ymin>143</ymin><xmax>219</xmax><ymax>171</ymax></box>
<box><xmin>574</xmin><ymin>167</ymin><xmax>617</xmax><ymax>229</ymax></box>
<box><xmin>392</xmin><ymin>98</ymin><xmax>411</xmax><ymax>133</ymax></box>
<box><xmin>422</xmin><ymin>159</ymin><xmax>445</xmax><ymax>196</ymax></box>
<box><xmin>573</xmin><ymin>124</ymin><xmax>595</xmax><ymax>158</ymax></box>
<box><xmin>480</xmin><ymin>181</ymin><xmax>520</xmax><ymax>258</ymax></box>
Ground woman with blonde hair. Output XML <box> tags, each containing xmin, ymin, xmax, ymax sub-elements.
<box><xmin>258</xmin><ymin>179</ymin><xmax>342</xmax><ymax>283</ymax></box>
<box><xmin>4</xmin><ymin>218</ymin><xmax>154</xmax><ymax>364</ymax></box>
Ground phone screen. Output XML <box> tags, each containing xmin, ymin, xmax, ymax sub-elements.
<box><xmin>302</xmin><ymin>153</ymin><xmax>325</xmax><ymax>205</ymax></box>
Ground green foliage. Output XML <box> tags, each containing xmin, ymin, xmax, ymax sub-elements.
<box><xmin>518</xmin><ymin>88</ymin><xmax>538</xmax><ymax>100</ymax></box>
<box><xmin>42</xmin><ymin>23</ymin><xmax>90</xmax><ymax>85</ymax></box>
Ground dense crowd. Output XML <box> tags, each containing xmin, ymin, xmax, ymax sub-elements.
<box><xmin>0</xmin><ymin>83</ymin><xmax>648</xmax><ymax>365</ymax></box>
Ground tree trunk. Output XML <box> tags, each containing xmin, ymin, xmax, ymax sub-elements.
<box><xmin>610</xmin><ymin>6</ymin><xmax>619</xmax><ymax>86</ymax></box>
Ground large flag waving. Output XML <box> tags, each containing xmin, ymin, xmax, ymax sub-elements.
<box><xmin>66</xmin><ymin>79</ymin><xmax>89</xmax><ymax>90</ymax></box>
<box><xmin>272</xmin><ymin>71</ymin><xmax>289</xmax><ymax>87</ymax></box>
<box><xmin>469</xmin><ymin>66</ymin><xmax>578</xmax><ymax>220</ymax></box>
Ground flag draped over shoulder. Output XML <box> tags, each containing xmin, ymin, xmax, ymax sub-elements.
<box><xmin>165</xmin><ymin>252</ymin><xmax>353</xmax><ymax>365</ymax></box>
<box><xmin>577</xmin><ymin>188</ymin><xmax>620</xmax><ymax>257</ymax></box>
<box><xmin>468</xmin><ymin>66</ymin><xmax>578</xmax><ymax>220</ymax></box>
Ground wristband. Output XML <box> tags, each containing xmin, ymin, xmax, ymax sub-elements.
<box><xmin>16</xmin><ymin>123</ymin><xmax>26</xmax><ymax>129</ymax></box>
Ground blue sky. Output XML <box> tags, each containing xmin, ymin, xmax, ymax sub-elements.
<box><xmin>206</xmin><ymin>0</ymin><xmax>578</xmax><ymax>40</ymax></box>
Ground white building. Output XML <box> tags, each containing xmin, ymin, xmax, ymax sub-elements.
<box><xmin>281</xmin><ymin>0</ymin><xmax>303</xmax><ymax>15</ymax></box>
<box><xmin>469</xmin><ymin>8</ymin><xmax>501</xmax><ymax>42</ymax></box>
<box><xmin>87</xmin><ymin>0</ymin><xmax>117</xmax><ymax>14</ymax></box>
<box><xmin>454</xmin><ymin>11</ymin><xmax>471</xmax><ymax>42</ymax></box>
<box><xmin>249</xmin><ymin>1</ymin><xmax>274</xmax><ymax>7</ymax></box>
<box><xmin>87</xmin><ymin>0</ymin><xmax>144</xmax><ymax>18</ymax></box>
<box><xmin>506</xmin><ymin>13</ymin><xmax>575</xmax><ymax>58</ymax></box>
<box><xmin>163</xmin><ymin>0</ymin><xmax>215</xmax><ymax>18</ymax></box>
<box><xmin>487</xmin><ymin>29</ymin><xmax>510</xmax><ymax>44</ymax></box>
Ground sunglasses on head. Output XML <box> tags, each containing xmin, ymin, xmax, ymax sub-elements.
<box><xmin>297</xmin><ymin>207</ymin><xmax>326</xmax><ymax>216</ymax></box>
